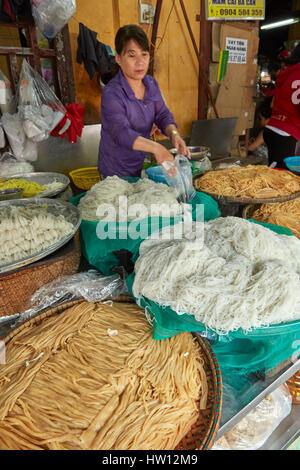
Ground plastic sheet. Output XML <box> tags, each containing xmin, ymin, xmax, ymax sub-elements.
<box><xmin>0</xmin><ymin>271</ymin><xmax>129</xmax><ymax>335</ymax></box>
<box><xmin>31</xmin><ymin>0</ymin><xmax>76</xmax><ymax>40</ymax></box>
<box><xmin>162</xmin><ymin>155</ymin><xmax>196</xmax><ymax>203</ymax></box>
<box><xmin>213</xmin><ymin>384</ymin><xmax>292</xmax><ymax>450</ymax></box>
<box><xmin>0</xmin><ymin>152</ymin><xmax>34</xmax><ymax>178</ymax></box>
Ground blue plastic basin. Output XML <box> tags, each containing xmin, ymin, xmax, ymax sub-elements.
<box><xmin>146</xmin><ymin>165</ymin><xmax>167</xmax><ymax>184</ymax></box>
<box><xmin>284</xmin><ymin>156</ymin><xmax>300</xmax><ymax>173</ymax></box>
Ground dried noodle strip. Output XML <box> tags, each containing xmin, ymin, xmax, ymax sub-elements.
<box><xmin>0</xmin><ymin>301</ymin><xmax>207</xmax><ymax>450</ymax></box>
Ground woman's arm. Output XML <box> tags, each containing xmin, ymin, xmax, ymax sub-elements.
<box><xmin>164</xmin><ymin>124</ymin><xmax>190</xmax><ymax>158</ymax></box>
<box><xmin>248</xmin><ymin>132</ymin><xmax>264</xmax><ymax>152</ymax></box>
<box><xmin>132</xmin><ymin>136</ymin><xmax>177</xmax><ymax>175</ymax></box>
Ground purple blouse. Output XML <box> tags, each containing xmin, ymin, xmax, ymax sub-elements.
<box><xmin>98</xmin><ymin>69</ymin><xmax>177</xmax><ymax>177</ymax></box>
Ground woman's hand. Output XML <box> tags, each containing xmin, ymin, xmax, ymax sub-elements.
<box><xmin>171</xmin><ymin>133</ymin><xmax>191</xmax><ymax>159</ymax></box>
<box><xmin>153</xmin><ymin>143</ymin><xmax>177</xmax><ymax>177</ymax></box>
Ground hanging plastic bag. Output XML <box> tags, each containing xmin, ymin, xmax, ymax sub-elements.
<box><xmin>1</xmin><ymin>112</ymin><xmax>38</xmax><ymax>161</ymax></box>
<box><xmin>17</xmin><ymin>59</ymin><xmax>66</xmax><ymax>142</ymax></box>
<box><xmin>0</xmin><ymin>70</ymin><xmax>14</xmax><ymax>115</ymax></box>
<box><xmin>0</xmin><ymin>122</ymin><xmax>5</xmax><ymax>149</ymax></box>
<box><xmin>162</xmin><ymin>155</ymin><xmax>196</xmax><ymax>203</ymax></box>
<box><xmin>31</xmin><ymin>0</ymin><xmax>76</xmax><ymax>40</ymax></box>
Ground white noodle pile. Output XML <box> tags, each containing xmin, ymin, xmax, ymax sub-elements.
<box><xmin>78</xmin><ymin>176</ymin><xmax>184</xmax><ymax>221</ymax></box>
<box><xmin>132</xmin><ymin>217</ymin><xmax>300</xmax><ymax>334</ymax></box>
<box><xmin>0</xmin><ymin>206</ymin><xmax>74</xmax><ymax>265</ymax></box>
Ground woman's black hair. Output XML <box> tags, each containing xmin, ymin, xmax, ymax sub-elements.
<box><xmin>289</xmin><ymin>43</ymin><xmax>300</xmax><ymax>65</ymax></box>
<box><xmin>258</xmin><ymin>105</ymin><xmax>272</xmax><ymax>120</ymax></box>
<box><xmin>115</xmin><ymin>24</ymin><xmax>150</xmax><ymax>55</ymax></box>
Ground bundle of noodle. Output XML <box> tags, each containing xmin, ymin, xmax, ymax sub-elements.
<box><xmin>0</xmin><ymin>302</ymin><xmax>207</xmax><ymax>450</ymax></box>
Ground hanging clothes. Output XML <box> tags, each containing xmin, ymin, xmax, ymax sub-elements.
<box><xmin>76</xmin><ymin>22</ymin><xmax>115</xmax><ymax>84</ymax></box>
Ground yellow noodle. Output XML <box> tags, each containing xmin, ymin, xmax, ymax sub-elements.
<box><xmin>251</xmin><ymin>198</ymin><xmax>300</xmax><ymax>239</ymax></box>
<box><xmin>0</xmin><ymin>301</ymin><xmax>207</xmax><ymax>450</ymax></box>
<box><xmin>195</xmin><ymin>165</ymin><xmax>300</xmax><ymax>198</ymax></box>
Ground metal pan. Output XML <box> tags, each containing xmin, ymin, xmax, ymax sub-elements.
<box><xmin>0</xmin><ymin>198</ymin><xmax>81</xmax><ymax>274</ymax></box>
<box><xmin>4</xmin><ymin>172</ymin><xmax>70</xmax><ymax>198</ymax></box>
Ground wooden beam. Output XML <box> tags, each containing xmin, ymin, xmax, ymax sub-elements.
<box><xmin>53</xmin><ymin>25</ymin><xmax>76</xmax><ymax>105</ymax></box>
<box><xmin>198</xmin><ymin>0</ymin><xmax>212</xmax><ymax>119</ymax></box>
<box><xmin>178</xmin><ymin>0</ymin><xmax>218</xmax><ymax>118</ymax></box>
<box><xmin>149</xmin><ymin>0</ymin><xmax>163</xmax><ymax>76</ymax></box>
<box><xmin>0</xmin><ymin>46</ymin><xmax>56</xmax><ymax>57</ymax></box>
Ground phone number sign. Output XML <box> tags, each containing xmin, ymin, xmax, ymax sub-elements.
<box><xmin>206</xmin><ymin>0</ymin><xmax>265</xmax><ymax>20</ymax></box>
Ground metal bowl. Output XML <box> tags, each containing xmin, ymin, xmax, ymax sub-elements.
<box><xmin>5</xmin><ymin>172</ymin><xmax>70</xmax><ymax>198</ymax></box>
<box><xmin>0</xmin><ymin>198</ymin><xmax>81</xmax><ymax>274</ymax></box>
<box><xmin>0</xmin><ymin>188</ymin><xmax>24</xmax><ymax>201</ymax></box>
<box><xmin>170</xmin><ymin>146</ymin><xmax>211</xmax><ymax>161</ymax></box>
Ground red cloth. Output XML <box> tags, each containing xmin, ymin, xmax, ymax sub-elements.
<box><xmin>51</xmin><ymin>104</ymin><xmax>84</xmax><ymax>143</ymax></box>
<box><xmin>267</xmin><ymin>63</ymin><xmax>300</xmax><ymax>140</ymax></box>
<box><xmin>278</xmin><ymin>49</ymin><xmax>290</xmax><ymax>59</ymax></box>
<box><xmin>261</xmin><ymin>86</ymin><xmax>275</xmax><ymax>98</ymax></box>
<box><xmin>3</xmin><ymin>0</ymin><xmax>15</xmax><ymax>21</ymax></box>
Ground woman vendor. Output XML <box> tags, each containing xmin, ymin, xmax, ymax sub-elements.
<box><xmin>98</xmin><ymin>24</ymin><xmax>190</xmax><ymax>178</ymax></box>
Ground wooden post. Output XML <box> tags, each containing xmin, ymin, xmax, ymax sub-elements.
<box><xmin>149</xmin><ymin>0</ymin><xmax>163</xmax><ymax>76</ymax></box>
<box><xmin>179</xmin><ymin>0</ymin><xmax>218</xmax><ymax>118</ymax></box>
<box><xmin>198</xmin><ymin>0</ymin><xmax>212</xmax><ymax>119</ymax></box>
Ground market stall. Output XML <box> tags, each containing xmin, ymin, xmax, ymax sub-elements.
<box><xmin>0</xmin><ymin>0</ymin><xmax>299</xmax><ymax>454</ymax></box>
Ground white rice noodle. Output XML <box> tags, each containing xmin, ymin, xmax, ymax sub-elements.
<box><xmin>132</xmin><ymin>217</ymin><xmax>300</xmax><ymax>334</ymax></box>
<box><xmin>0</xmin><ymin>206</ymin><xmax>74</xmax><ymax>265</ymax></box>
<box><xmin>78</xmin><ymin>176</ymin><xmax>184</xmax><ymax>221</ymax></box>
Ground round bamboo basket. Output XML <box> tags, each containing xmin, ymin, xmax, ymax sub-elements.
<box><xmin>0</xmin><ymin>232</ymin><xmax>81</xmax><ymax>317</ymax></box>
<box><xmin>242</xmin><ymin>204</ymin><xmax>261</xmax><ymax>220</ymax></box>
<box><xmin>1</xmin><ymin>301</ymin><xmax>222</xmax><ymax>450</ymax></box>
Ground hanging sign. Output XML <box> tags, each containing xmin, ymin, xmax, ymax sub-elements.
<box><xmin>206</xmin><ymin>0</ymin><xmax>265</xmax><ymax>20</ymax></box>
<box><xmin>225</xmin><ymin>37</ymin><xmax>248</xmax><ymax>64</ymax></box>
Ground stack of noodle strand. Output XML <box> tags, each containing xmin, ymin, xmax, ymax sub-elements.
<box><xmin>195</xmin><ymin>165</ymin><xmax>300</xmax><ymax>198</ymax></box>
<box><xmin>250</xmin><ymin>198</ymin><xmax>300</xmax><ymax>239</ymax></box>
<box><xmin>0</xmin><ymin>302</ymin><xmax>207</xmax><ymax>450</ymax></box>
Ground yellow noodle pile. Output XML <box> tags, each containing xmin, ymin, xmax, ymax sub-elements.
<box><xmin>0</xmin><ymin>302</ymin><xmax>207</xmax><ymax>450</ymax></box>
<box><xmin>250</xmin><ymin>198</ymin><xmax>300</xmax><ymax>239</ymax></box>
<box><xmin>0</xmin><ymin>179</ymin><xmax>45</xmax><ymax>197</ymax></box>
<box><xmin>195</xmin><ymin>165</ymin><xmax>300</xmax><ymax>198</ymax></box>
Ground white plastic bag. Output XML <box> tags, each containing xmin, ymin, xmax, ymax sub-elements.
<box><xmin>0</xmin><ymin>71</ymin><xmax>14</xmax><ymax>114</ymax></box>
<box><xmin>162</xmin><ymin>155</ymin><xmax>196</xmax><ymax>203</ymax></box>
<box><xmin>213</xmin><ymin>384</ymin><xmax>292</xmax><ymax>450</ymax></box>
<box><xmin>17</xmin><ymin>59</ymin><xmax>65</xmax><ymax>142</ymax></box>
<box><xmin>1</xmin><ymin>113</ymin><xmax>38</xmax><ymax>162</ymax></box>
<box><xmin>31</xmin><ymin>0</ymin><xmax>76</xmax><ymax>40</ymax></box>
<box><xmin>1</xmin><ymin>112</ymin><xmax>25</xmax><ymax>160</ymax></box>
<box><xmin>0</xmin><ymin>123</ymin><xmax>5</xmax><ymax>148</ymax></box>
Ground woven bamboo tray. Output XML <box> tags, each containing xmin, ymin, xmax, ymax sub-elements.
<box><xmin>193</xmin><ymin>187</ymin><xmax>300</xmax><ymax>205</ymax></box>
<box><xmin>1</xmin><ymin>301</ymin><xmax>222</xmax><ymax>451</ymax></box>
<box><xmin>0</xmin><ymin>232</ymin><xmax>81</xmax><ymax>317</ymax></box>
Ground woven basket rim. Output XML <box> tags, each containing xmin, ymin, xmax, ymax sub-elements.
<box><xmin>194</xmin><ymin>188</ymin><xmax>300</xmax><ymax>205</ymax></box>
<box><xmin>242</xmin><ymin>204</ymin><xmax>261</xmax><ymax>220</ymax></box>
<box><xmin>1</xmin><ymin>300</ymin><xmax>222</xmax><ymax>451</ymax></box>
<box><xmin>193</xmin><ymin>334</ymin><xmax>222</xmax><ymax>450</ymax></box>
